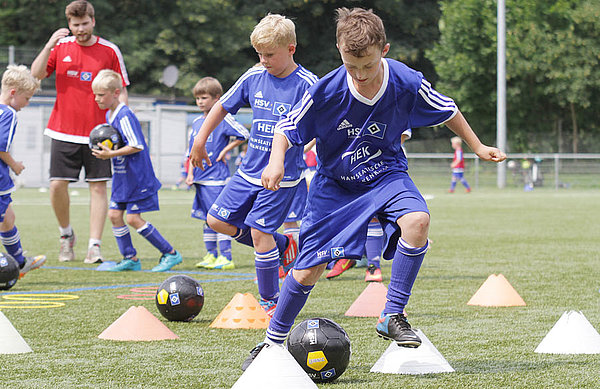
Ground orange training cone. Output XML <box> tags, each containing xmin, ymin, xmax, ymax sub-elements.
<box><xmin>467</xmin><ymin>274</ymin><xmax>526</xmax><ymax>307</ymax></box>
<box><xmin>98</xmin><ymin>306</ymin><xmax>179</xmax><ymax>341</ymax></box>
<box><xmin>345</xmin><ymin>282</ymin><xmax>388</xmax><ymax>317</ymax></box>
<box><xmin>210</xmin><ymin>293</ymin><xmax>270</xmax><ymax>329</ymax></box>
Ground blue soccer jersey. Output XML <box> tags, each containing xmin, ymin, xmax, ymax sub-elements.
<box><xmin>220</xmin><ymin>65</ymin><xmax>318</xmax><ymax>187</ymax></box>
<box><xmin>107</xmin><ymin>103</ymin><xmax>161</xmax><ymax>202</ymax></box>
<box><xmin>187</xmin><ymin>113</ymin><xmax>249</xmax><ymax>184</ymax></box>
<box><xmin>276</xmin><ymin>59</ymin><xmax>457</xmax><ymax>189</ymax></box>
<box><xmin>0</xmin><ymin>104</ymin><xmax>17</xmax><ymax>194</ymax></box>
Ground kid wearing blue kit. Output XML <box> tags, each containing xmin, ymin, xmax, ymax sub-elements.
<box><xmin>91</xmin><ymin>69</ymin><xmax>182</xmax><ymax>272</ymax></box>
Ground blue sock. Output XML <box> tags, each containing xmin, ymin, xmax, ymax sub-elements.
<box><xmin>112</xmin><ymin>226</ymin><xmax>137</xmax><ymax>259</ymax></box>
<box><xmin>217</xmin><ymin>233</ymin><xmax>232</xmax><ymax>260</ymax></box>
<box><xmin>204</xmin><ymin>225</ymin><xmax>218</xmax><ymax>256</ymax></box>
<box><xmin>137</xmin><ymin>223</ymin><xmax>173</xmax><ymax>254</ymax></box>
<box><xmin>273</xmin><ymin>232</ymin><xmax>288</xmax><ymax>256</ymax></box>
<box><xmin>255</xmin><ymin>247</ymin><xmax>280</xmax><ymax>301</ymax></box>
<box><xmin>0</xmin><ymin>227</ymin><xmax>24</xmax><ymax>266</ymax></box>
<box><xmin>267</xmin><ymin>273</ymin><xmax>314</xmax><ymax>344</ymax></box>
<box><xmin>234</xmin><ymin>227</ymin><xmax>254</xmax><ymax>247</ymax></box>
<box><xmin>384</xmin><ymin>239</ymin><xmax>428</xmax><ymax>315</ymax></box>
<box><xmin>450</xmin><ymin>180</ymin><xmax>457</xmax><ymax>191</ymax></box>
<box><xmin>461</xmin><ymin>178</ymin><xmax>471</xmax><ymax>189</ymax></box>
<box><xmin>366</xmin><ymin>221</ymin><xmax>383</xmax><ymax>268</ymax></box>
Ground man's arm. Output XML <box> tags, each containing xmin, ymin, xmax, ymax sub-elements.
<box><xmin>31</xmin><ymin>28</ymin><xmax>70</xmax><ymax>79</ymax></box>
<box><xmin>445</xmin><ymin>110</ymin><xmax>506</xmax><ymax>162</ymax></box>
<box><xmin>119</xmin><ymin>87</ymin><xmax>129</xmax><ymax>105</ymax></box>
<box><xmin>189</xmin><ymin>101</ymin><xmax>228</xmax><ymax>169</ymax></box>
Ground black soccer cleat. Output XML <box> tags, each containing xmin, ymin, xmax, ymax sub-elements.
<box><xmin>376</xmin><ymin>312</ymin><xmax>421</xmax><ymax>348</ymax></box>
<box><xmin>241</xmin><ymin>342</ymin><xmax>268</xmax><ymax>371</ymax></box>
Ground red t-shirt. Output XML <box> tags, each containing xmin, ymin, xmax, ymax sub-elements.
<box><xmin>45</xmin><ymin>36</ymin><xmax>129</xmax><ymax>144</ymax></box>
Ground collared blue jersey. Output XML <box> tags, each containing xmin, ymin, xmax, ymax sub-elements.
<box><xmin>0</xmin><ymin>104</ymin><xmax>17</xmax><ymax>194</ymax></box>
<box><xmin>187</xmin><ymin>113</ymin><xmax>249</xmax><ymax>184</ymax></box>
<box><xmin>220</xmin><ymin>64</ymin><xmax>318</xmax><ymax>187</ymax></box>
<box><xmin>107</xmin><ymin>103</ymin><xmax>161</xmax><ymax>202</ymax></box>
<box><xmin>276</xmin><ymin>58</ymin><xmax>457</xmax><ymax>190</ymax></box>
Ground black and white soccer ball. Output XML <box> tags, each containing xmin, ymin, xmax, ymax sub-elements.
<box><xmin>287</xmin><ymin>317</ymin><xmax>351</xmax><ymax>383</ymax></box>
<box><xmin>0</xmin><ymin>253</ymin><xmax>19</xmax><ymax>290</ymax></box>
<box><xmin>89</xmin><ymin>123</ymin><xmax>122</xmax><ymax>150</ymax></box>
<box><xmin>155</xmin><ymin>275</ymin><xmax>204</xmax><ymax>322</ymax></box>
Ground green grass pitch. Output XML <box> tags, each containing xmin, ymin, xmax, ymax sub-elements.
<box><xmin>0</xmin><ymin>185</ymin><xmax>599</xmax><ymax>388</ymax></box>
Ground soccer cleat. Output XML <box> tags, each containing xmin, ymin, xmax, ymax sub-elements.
<box><xmin>84</xmin><ymin>243</ymin><xmax>103</xmax><ymax>264</ymax></box>
<box><xmin>18</xmin><ymin>255</ymin><xmax>47</xmax><ymax>279</ymax></box>
<box><xmin>280</xmin><ymin>233</ymin><xmax>298</xmax><ymax>273</ymax></box>
<box><xmin>365</xmin><ymin>264</ymin><xmax>383</xmax><ymax>282</ymax></box>
<box><xmin>107</xmin><ymin>258</ymin><xmax>142</xmax><ymax>272</ymax></box>
<box><xmin>376</xmin><ymin>312</ymin><xmax>421</xmax><ymax>348</ymax></box>
<box><xmin>326</xmin><ymin>258</ymin><xmax>356</xmax><ymax>279</ymax></box>
<box><xmin>58</xmin><ymin>233</ymin><xmax>76</xmax><ymax>262</ymax></box>
<box><xmin>278</xmin><ymin>265</ymin><xmax>288</xmax><ymax>279</ymax></box>
<box><xmin>195</xmin><ymin>253</ymin><xmax>217</xmax><ymax>268</ymax></box>
<box><xmin>241</xmin><ymin>342</ymin><xmax>268</xmax><ymax>371</ymax></box>
<box><xmin>206</xmin><ymin>255</ymin><xmax>234</xmax><ymax>270</ymax></box>
<box><xmin>151</xmin><ymin>250</ymin><xmax>183</xmax><ymax>272</ymax></box>
<box><xmin>259</xmin><ymin>298</ymin><xmax>277</xmax><ymax>318</ymax></box>
<box><xmin>466</xmin><ymin>187</ymin><xmax>472</xmax><ymax>193</ymax></box>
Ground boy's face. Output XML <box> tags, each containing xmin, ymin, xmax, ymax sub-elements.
<box><xmin>255</xmin><ymin>44</ymin><xmax>296</xmax><ymax>78</ymax></box>
<box><xmin>195</xmin><ymin>93</ymin><xmax>219</xmax><ymax>113</ymax></box>
<box><xmin>338</xmin><ymin>43</ymin><xmax>390</xmax><ymax>89</ymax></box>
<box><xmin>7</xmin><ymin>89</ymin><xmax>34</xmax><ymax>112</ymax></box>
<box><xmin>68</xmin><ymin>15</ymin><xmax>95</xmax><ymax>45</ymax></box>
<box><xmin>93</xmin><ymin>87</ymin><xmax>120</xmax><ymax>111</ymax></box>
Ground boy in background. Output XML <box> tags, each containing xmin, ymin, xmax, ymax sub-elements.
<box><xmin>91</xmin><ymin>70</ymin><xmax>182</xmax><ymax>272</ymax></box>
<box><xmin>449</xmin><ymin>136</ymin><xmax>471</xmax><ymax>193</ymax></box>
<box><xmin>188</xmin><ymin>77</ymin><xmax>249</xmax><ymax>270</ymax></box>
<box><xmin>189</xmin><ymin>14</ymin><xmax>318</xmax><ymax>316</ymax></box>
<box><xmin>0</xmin><ymin>65</ymin><xmax>46</xmax><ymax>277</ymax></box>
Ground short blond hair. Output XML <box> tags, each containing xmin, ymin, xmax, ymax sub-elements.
<box><xmin>92</xmin><ymin>69</ymin><xmax>122</xmax><ymax>92</ymax></box>
<box><xmin>192</xmin><ymin>77</ymin><xmax>223</xmax><ymax>98</ymax></box>
<box><xmin>451</xmin><ymin>136</ymin><xmax>462</xmax><ymax>145</ymax></box>
<box><xmin>1</xmin><ymin>65</ymin><xmax>41</xmax><ymax>94</ymax></box>
<box><xmin>250</xmin><ymin>14</ymin><xmax>296</xmax><ymax>49</ymax></box>
<box><xmin>336</xmin><ymin>8</ymin><xmax>386</xmax><ymax>57</ymax></box>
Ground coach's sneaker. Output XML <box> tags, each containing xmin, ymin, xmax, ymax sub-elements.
<box><xmin>108</xmin><ymin>258</ymin><xmax>142</xmax><ymax>272</ymax></box>
<box><xmin>84</xmin><ymin>244</ymin><xmax>103</xmax><ymax>264</ymax></box>
<box><xmin>152</xmin><ymin>251</ymin><xmax>183</xmax><ymax>272</ymax></box>
<box><xmin>18</xmin><ymin>255</ymin><xmax>47</xmax><ymax>279</ymax></box>
<box><xmin>195</xmin><ymin>253</ymin><xmax>217</xmax><ymax>268</ymax></box>
<box><xmin>376</xmin><ymin>312</ymin><xmax>421</xmax><ymax>348</ymax></box>
<box><xmin>326</xmin><ymin>258</ymin><xmax>356</xmax><ymax>279</ymax></box>
<box><xmin>259</xmin><ymin>298</ymin><xmax>277</xmax><ymax>318</ymax></box>
<box><xmin>365</xmin><ymin>264</ymin><xmax>383</xmax><ymax>282</ymax></box>
<box><xmin>206</xmin><ymin>255</ymin><xmax>234</xmax><ymax>270</ymax></box>
<box><xmin>58</xmin><ymin>233</ymin><xmax>76</xmax><ymax>262</ymax></box>
<box><xmin>280</xmin><ymin>233</ymin><xmax>298</xmax><ymax>273</ymax></box>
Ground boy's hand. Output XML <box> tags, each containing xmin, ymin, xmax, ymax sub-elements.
<box><xmin>216</xmin><ymin>150</ymin><xmax>227</xmax><ymax>162</ymax></box>
<box><xmin>11</xmin><ymin>161</ymin><xmax>25</xmax><ymax>175</ymax></box>
<box><xmin>91</xmin><ymin>143</ymin><xmax>114</xmax><ymax>160</ymax></box>
<box><xmin>189</xmin><ymin>139</ymin><xmax>211</xmax><ymax>171</ymax></box>
<box><xmin>185</xmin><ymin>174</ymin><xmax>194</xmax><ymax>186</ymax></box>
<box><xmin>475</xmin><ymin>145</ymin><xmax>507</xmax><ymax>163</ymax></box>
<box><xmin>261</xmin><ymin>162</ymin><xmax>285</xmax><ymax>191</ymax></box>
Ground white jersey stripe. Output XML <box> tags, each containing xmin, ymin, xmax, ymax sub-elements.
<box><xmin>221</xmin><ymin>67</ymin><xmax>265</xmax><ymax>104</ymax></box>
<box><xmin>98</xmin><ymin>37</ymin><xmax>130</xmax><ymax>85</ymax></box>
<box><xmin>223</xmin><ymin>114</ymin><xmax>250</xmax><ymax>139</ymax></box>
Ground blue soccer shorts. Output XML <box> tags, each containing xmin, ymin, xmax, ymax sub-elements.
<box><xmin>110</xmin><ymin>193</ymin><xmax>160</xmax><ymax>214</ymax></box>
<box><xmin>191</xmin><ymin>183</ymin><xmax>224</xmax><ymax>220</ymax></box>
<box><xmin>208</xmin><ymin>172</ymin><xmax>298</xmax><ymax>234</ymax></box>
<box><xmin>294</xmin><ymin>171</ymin><xmax>429</xmax><ymax>270</ymax></box>
<box><xmin>0</xmin><ymin>194</ymin><xmax>12</xmax><ymax>222</ymax></box>
<box><xmin>284</xmin><ymin>178</ymin><xmax>307</xmax><ymax>223</ymax></box>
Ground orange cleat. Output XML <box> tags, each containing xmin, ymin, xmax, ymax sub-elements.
<box><xmin>326</xmin><ymin>258</ymin><xmax>356</xmax><ymax>279</ymax></box>
<box><xmin>365</xmin><ymin>264</ymin><xmax>383</xmax><ymax>282</ymax></box>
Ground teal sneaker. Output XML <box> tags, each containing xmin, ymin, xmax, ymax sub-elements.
<box><xmin>195</xmin><ymin>253</ymin><xmax>217</xmax><ymax>268</ymax></box>
<box><xmin>151</xmin><ymin>251</ymin><xmax>183</xmax><ymax>272</ymax></box>
<box><xmin>108</xmin><ymin>258</ymin><xmax>142</xmax><ymax>272</ymax></box>
<box><xmin>205</xmin><ymin>255</ymin><xmax>234</xmax><ymax>270</ymax></box>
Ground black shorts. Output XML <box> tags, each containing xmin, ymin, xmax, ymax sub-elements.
<box><xmin>49</xmin><ymin>139</ymin><xmax>112</xmax><ymax>182</ymax></box>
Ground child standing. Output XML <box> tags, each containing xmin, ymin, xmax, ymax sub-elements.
<box><xmin>187</xmin><ymin>77</ymin><xmax>249</xmax><ymax>270</ymax></box>
<box><xmin>244</xmin><ymin>8</ymin><xmax>505</xmax><ymax>367</ymax></box>
<box><xmin>0</xmin><ymin>65</ymin><xmax>46</xmax><ymax>278</ymax></box>
<box><xmin>91</xmin><ymin>69</ymin><xmax>182</xmax><ymax>272</ymax></box>
<box><xmin>449</xmin><ymin>136</ymin><xmax>471</xmax><ymax>193</ymax></box>
<box><xmin>189</xmin><ymin>14</ymin><xmax>318</xmax><ymax>316</ymax></box>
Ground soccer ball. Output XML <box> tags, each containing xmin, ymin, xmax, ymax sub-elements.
<box><xmin>155</xmin><ymin>275</ymin><xmax>204</xmax><ymax>322</ymax></box>
<box><xmin>0</xmin><ymin>254</ymin><xmax>19</xmax><ymax>290</ymax></box>
<box><xmin>89</xmin><ymin>123</ymin><xmax>122</xmax><ymax>150</ymax></box>
<box><xmin>287</xmin><ymin>317</ymin><xmax>351</xmax><ymax>383</ymax></box>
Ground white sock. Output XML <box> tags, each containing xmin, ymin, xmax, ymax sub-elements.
<box><xmin>59</xmin><ymin>225</ymin><xmax>73</xmax><ymax>236</ymax></box>
<box><xmin>88</xmin><ymin>239</ymin><xmax>101</xmax><ymax>249</ymax></box>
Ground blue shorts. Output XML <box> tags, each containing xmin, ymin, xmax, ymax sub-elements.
<box><xmin>284</xmin><ymin>178</ymin><xmax>307</xmax><ymax>223</ymax></box>
<box><xmin>110</xmin><ymin>193</ymin><xmax>160</xmax><ymax>214</ymax></box>
<box><xmin>0</xmin><ymin>194</ymin><xmax>12</xmax><ymax>222</ymax></box>
<box><xmin>191</xmin><ymin>183</ymin><xmax>224</xmax><ymax>220</ymax></box>
<box><xmin>208</xmin><ymin>172</ymin><xmax>298</xmax><ymax>234</ymax></box>
<box><xmin>294</xmin><ymin>171</ymin><xmax>429</xmax><ymax>270</ymax></box>
<box><xmin>452</xmin><ymin>171</ymin><xmax>465</xmax><ymax>179</ymax></box>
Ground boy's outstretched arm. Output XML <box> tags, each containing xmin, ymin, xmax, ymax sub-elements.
<box><xmin>189</xmin><ymin>102</ymin><xmax>228</xmax><ymax>170</ymax></box>
<box><xmin>261</xmin><ymin>133</ymin><xmax>289</xmax><ymax>191</ymax></box>
<box><xmin>445</xmin><ymin>110</ymin><xmax>506</xmax><ymax>163</ymax></box>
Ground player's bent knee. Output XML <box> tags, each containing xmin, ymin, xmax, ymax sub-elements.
<box><xmin>292</xmin><ymin>263</ymin><xmax>327</xmax><ymax>286</ymax></box>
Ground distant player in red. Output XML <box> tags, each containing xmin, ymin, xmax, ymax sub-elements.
<box><xmin>449</xmin><ymin>136</ymin><xmax>471</xmax><ymax>193</ymax></box>
<box><xmin>31</xmin><ymin>0</ymin><xmax>129</xmax><ymax>264</ymax></box>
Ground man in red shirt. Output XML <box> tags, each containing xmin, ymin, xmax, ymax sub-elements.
<box><xmin>31</xmin><ymin>0</ymin><xmax>129</xmax><ymax>263</ymax></box>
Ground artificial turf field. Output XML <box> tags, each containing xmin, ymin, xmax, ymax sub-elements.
<box><xmin>0</xmin><ymin>185</ymin><xmax>599</xmax><ymax>388</ymax></box>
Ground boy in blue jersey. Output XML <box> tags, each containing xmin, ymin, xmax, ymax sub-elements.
<box><xmin>187</xmin><ymin>77</ymin><xmax>249</xmax><ymax>270</ymax></box>
<box><xmin>243</xmin><ymin>8</ymin><xmax>506</xmax><ymax>367</ymax></box>
<box><xmin>91</xmin><ymin>70</ymin><xmax>182</xmax><ymax>272</ymax></box>
<box><xmin>0</xmin><ymin>65</ymin><xmax>46</xmax><ymax>278</ymax></box>
<box><xmin>189</xmin><ymin>14</ymin><xmax>319</xmax><ymax>316</ymax></box>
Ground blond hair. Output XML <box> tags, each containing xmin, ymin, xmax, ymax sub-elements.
<box><xmin>451</xmin><ymin>136</ymin><xmax>462</xmax><ymax>145</ymax></box>
<box><xmin>65</xmin><ymin>0</ymin><xmax>94</xmax><ymax>21</ymax></box>
<box><xmin>1</xmin><ymin>65</ymin><xmax>41</xmax><ymax>94</ymax></box>
<box><xmin>250</xmin><ymin>14</ymin><xmax>296</xmax><ymax>49</ymax></box>
<box><xmin>192</xmin><ymin>77</ymin><xmax>223</xmax><ymax>98</ymax></box>
<box><xmin>336</xmin><ymin>8</ymin><xmax>386</xmax><ymax>57</ymax></box>
<box><xmin>92</xmin><ymin>69</ymin><xmax>122</xmax><ymax>92</ymax></box>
